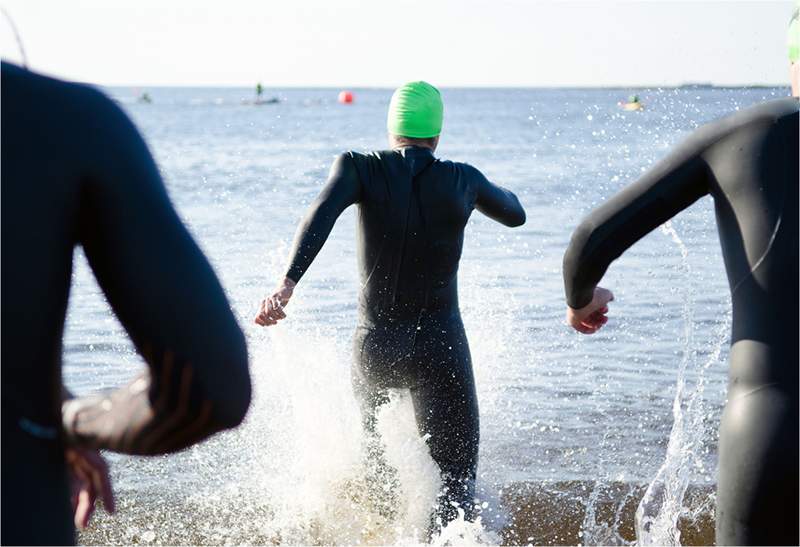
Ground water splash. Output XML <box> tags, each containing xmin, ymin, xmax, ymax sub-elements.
<box><xmin>634</xmin><ymin>222</ymin><xmax>730</xmax><ymax>546</ymax></box>
<box><xmin>431</xmin><ymin>512</ymin><xmax>500</xmax><ymax>546</ymax></box>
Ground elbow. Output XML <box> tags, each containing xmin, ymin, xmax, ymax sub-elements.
<box><xmin>563</xmin><ymin>218</ymin><xmax>596</xmax><ymax>273</ymax></box>
<box><xmin>215</xmin><ymin>378</ymin><xmax>251</xmax><ymax>430</ymax></box>
<box><xmin>569</xmin><ymin>217</ymin><xmax>596</xmax><ymax>250</ymax></box>
<box><xmin>508</xmin><ymin>207</ymin><xmax>526</xmax><ymax>227</ymax></box>
<box><xmin>506</xmin><ymin>198</ymin><xmax>527</xmax><ymax>227</ymax></box>
<box><xmin>208</xmin><ymin>332</ymin><xmax>252</xmax><ymax>430</ymax></box>
<box><xmin>562</xmin><ymin>218</ymin><xmax>602</xmax><ymax>307</ymax></box>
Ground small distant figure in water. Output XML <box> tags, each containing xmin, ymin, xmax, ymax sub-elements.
<box><xmin>137</xmin><ymin>91</ymin><xmax>152</xmax><ymax>104</ymax></box>
<box><xmin>251</xmin><ymin>82</ymin><xmax>279</xmax><ymax>105</ymax></box>
<box><xmin>619</xmin><ymin>93</ymin><xmax>643</xmax><ymax>111</ymax></box>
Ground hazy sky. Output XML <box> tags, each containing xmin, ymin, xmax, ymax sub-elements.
<box><xmin>0</xmin><ymin>0</ymin><xmax>794</xmax><ymax>87</ymax></box>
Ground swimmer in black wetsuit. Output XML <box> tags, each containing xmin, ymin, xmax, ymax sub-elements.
<box><xmin>562</xmin><ymin>25</ymin><xmax>799</xmax><ymax>545</ymax></box>
<box><xmin>255</xmin><ymin>81</ymin><xmax>526</xmax><ymax>530</ymax></box>
<box><xmin>1</xmin><ymin>62</ymin><xmax>252</xmax><ymax>545</ymax></box>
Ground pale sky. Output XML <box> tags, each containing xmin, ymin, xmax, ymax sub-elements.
<box><xmin>0</xmin><ymin>0</ymin><xmax>794</xmax><ymax>87</ymax></box>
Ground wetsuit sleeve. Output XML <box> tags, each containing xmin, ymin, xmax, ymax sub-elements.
<box><xmin>62</xmin><ymin>88</ymin><xmax>251</xmax><ymax>455</ymax></box>
<box><xmin>470</xmin><ymin>166</ymin><xmax>526</xmax><ymax>227</ymax></box>
<box><xmin>284</xmin><ymin>153</ymin><xmax>361</xmax><ymax>282</ymax></box>
<box><xmin>562</xmin><ymin>132</ymin><xmax>714</xmax><ymax>309</ymax></box>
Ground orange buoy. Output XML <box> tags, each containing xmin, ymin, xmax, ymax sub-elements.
<box><xmin>338</xmin><ymin>90</ymin><xmax>354</xmax><ymax>104</ymax></box>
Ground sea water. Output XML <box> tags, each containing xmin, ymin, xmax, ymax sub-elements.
<box><xmin>64</xmin><ymin>86</ymin><xmax>787</xmax><ymax>545</ymax></box>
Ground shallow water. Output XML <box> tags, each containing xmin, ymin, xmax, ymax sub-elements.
<box><xmin>64</xmin><ymin>85</ymin><xmax>788</xmax><ymax>545</ymax></box>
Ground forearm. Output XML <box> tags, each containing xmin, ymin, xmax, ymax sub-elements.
<box><xmin>62</xmin><ymin>349</ymin><xmax>241</xmax><ymax>456</ymax></box>
<box><xmin>563</xmin><ymin>218</ymin><xmax>612</xmax><ymax>308</ymax></box>
<box><xmin>563</xmin><ymin>149</ymin><xmax>709</xmax><ymax>308</ymax></box>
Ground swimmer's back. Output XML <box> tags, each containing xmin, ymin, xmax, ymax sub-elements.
<box><xmin>700</xmin><ymin>99</ymin><xmax>799</xmax><ymax>345</ymax></box>
<box><xmin>700</xmin><ymin>99</ymin><xmax>798</xmax><ymax>393</ymax></box>
<box><xmin>345</xmin><ymin>148</ymin><xmax>524</xmax><ymax>319</ymax></box>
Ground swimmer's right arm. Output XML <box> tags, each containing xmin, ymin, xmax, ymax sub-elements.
<box><xmin>62</xmin><ymin>88</ymin><xmax>251</xmax><ymax>455</ymax></box>
<box><xmin>255</xmin><ymin>153</ymin><xmax>361</xmax><ymax>326</ymax></box>
<box><xmin>562</xmin><ymin>131</ymin><xmax>714</xmax><ymax>333</ymax></box>
<box><xmin>472</xmin><ymin>167</ymin><xmax>526</xmax><ymax>227</ymax></box>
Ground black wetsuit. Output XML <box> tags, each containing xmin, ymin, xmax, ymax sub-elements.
<box><xmin>1</xmin><ymin>63</ymin><xmax>251</xmax><ymax>545</ymax></box>
<box><xmin>285</xmin><ymin>146</ymin><xmax>525</xmax><ymax>526</ymax></box>
<box><xmin>563</xmin><ymin>98</ymin><xmax>799</xmax><ymax>546</ymax></box>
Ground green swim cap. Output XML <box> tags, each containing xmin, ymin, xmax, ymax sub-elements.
<box><xmin>789</xmin><ymin>5</ymin><xmax>800</xmax><ymax>63</ymax></box>
<box><xmin>387</xmin><ymin>81</ymin><xmax>443</xmax><ymax>138</ymax></box>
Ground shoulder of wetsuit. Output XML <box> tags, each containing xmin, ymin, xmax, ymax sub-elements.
<box><xmin>693</xmin><ymin>98</ymin><xmax>800</xmax><ymax>149</ymax></box>
<box><xmin>3</xmin><ymin>63</ymin><xmax>111</xmax><ymax>115</ymax></box>
<box><xmin>329</xmin><ymin>150</ymin><xmax>365</xmax><ymax>178</ymax></box>
<box><xmin>727</xmin><ymin>98</ymin><xmax>798</xmax><ymax>127</ymax></box>
<box><xmin>2</xmin><ymin>65</ymin><xmax>141</xmax><ymax>181</ymax></box>
<box><xmin>346</xmin><ymin>149</ymin><xmax>401</xmax><ymax>178</ymax></box>
<box><xmin>338</xmin><ymin>149</ymin><xmax>375</xmax><ymax>167</ymax></box>
<box><xmin>445</xmin><ymin>160</ymin><xmax>489</xmax><ymax>188</ymax></box>
<box><xmin>449</xmin><ymin>160</ymin><xmax>480</xmax><ymax>174</ymax></box>
<box><xmin>368</xmin><ymin>149</ymin><xmax>401</xmax><ymax>163</ymax></box>
<box><xmin>741</xmin><ymin>97</ymin><xmax>799</xmax><ymax>118</ymax></box>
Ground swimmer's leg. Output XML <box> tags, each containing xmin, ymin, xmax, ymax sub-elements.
<box><xmin>410</xmin><ymin>354</ymin><xmax>480</xmax><ymax>533</ymax></box>
<box><xmin>351</xmin><ymin>364</ymin><xmax>400</xmax><ymax>520</ymax></box>
<box><xmin>716</xmin><ymin>382</ymin><xmax>798</xmax><ymax>545</ymax></box>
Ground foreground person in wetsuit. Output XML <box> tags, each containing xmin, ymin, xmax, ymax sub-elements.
<box><xmin>255</xmin><ymin>81</ymin><xmax>526</xmax><ymax>530</ymax></box>
<box><xmin>562</xmin><ymin>25</ymin><xmax>799</xmax><ymax>545</ymax></box>
<box><xmin>2</xmin><ymin>62</ymin><xmax>252</xmax><ymax>544</ymax></box>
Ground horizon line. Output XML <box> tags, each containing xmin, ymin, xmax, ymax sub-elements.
<box><xmin>95</xmin><ymin>82</ymin><xmax>789</xmax><ymax>90</ymax></box>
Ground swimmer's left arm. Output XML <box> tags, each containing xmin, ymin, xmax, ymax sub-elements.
<box><xmin>471</xmin><ymin>166</ymin><xmax>526</xmax><ymax>227</ymax></box>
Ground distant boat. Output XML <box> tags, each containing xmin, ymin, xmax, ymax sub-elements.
<box><xmin>137</xmin><ymin>92</ymin><xmax>152</xmax><ymax>104</ymax></box>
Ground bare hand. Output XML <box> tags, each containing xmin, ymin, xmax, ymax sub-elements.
<box><xmin>566</xmin><ymin>287</ymin><xmax>614</xmax><ymax>334</ymax></box>
<box><xmin>255</xmin><ymin>277</ymin><xmax>296</xmax><ymax>327</ymax></box>
<box><xmin>66</xmin><ymin>446</ymin><xmax>115</xmax><ymax>530</ymax></box>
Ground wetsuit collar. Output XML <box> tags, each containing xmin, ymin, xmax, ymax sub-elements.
<box><xmin>394</xmin><ymin>146</ymin><xmax>436</xmax><ymax>176</ymax></box>
<box><xmin>393</xmin><ymin>144</ymin><xmax>435</xmax><ymax>154</ymax></box>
